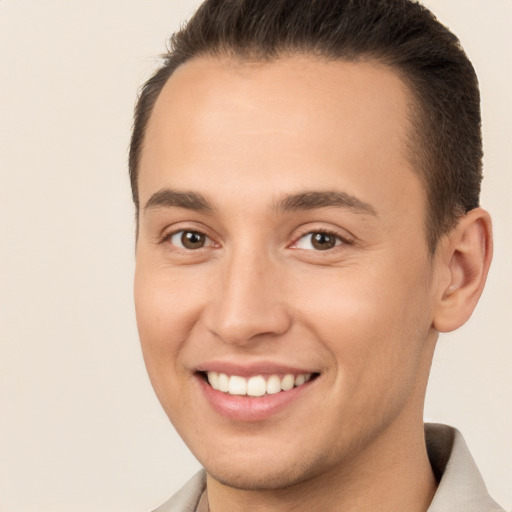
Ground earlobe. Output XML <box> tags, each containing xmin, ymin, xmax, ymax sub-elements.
<box><xmin>432</xmin><ymin>208</ymin><xmax>493</xmax><ymax>333</ymax></box>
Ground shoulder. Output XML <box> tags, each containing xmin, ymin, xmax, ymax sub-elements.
<box><xmin>151</xmin><ymin>470</ymin><xmax>206</xmax><ymax>512</ymax></box>
<box><xmin>426</xmin><ymin>424</ymin><xmax>505</xmax><ymax>512</ymax></box>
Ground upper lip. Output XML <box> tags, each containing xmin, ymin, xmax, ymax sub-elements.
<box><xmin>195</xmin><ymin>360</ymin><xmax>318</xmax><ymax>377</ymax></box>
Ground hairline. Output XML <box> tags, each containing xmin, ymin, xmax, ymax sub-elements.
<box><xmin>133</xmin><ymin>50</ymin><xmax>442</xmax><ymax>253</ymax></box>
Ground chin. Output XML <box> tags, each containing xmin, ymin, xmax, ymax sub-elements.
<box><xmin>207</xmin><ymin>466</ymin><xmax>307</xmax><ymax>491</ymax></box>
<box><xmin>201</xmin><ymin>450</ymin><xmax>327</xmax><ymax>491</ymax></box>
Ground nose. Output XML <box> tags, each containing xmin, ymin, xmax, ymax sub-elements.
<box><xmin>202</xmin><ymin>249</ymin><xmax>292</xmax><ymax>346</ymax></box>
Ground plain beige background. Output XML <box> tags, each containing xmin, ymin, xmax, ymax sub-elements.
<box><xmin>0</xmin><ymin>1</ymin><xmax>510</xmax><ymax>511</ymax></box>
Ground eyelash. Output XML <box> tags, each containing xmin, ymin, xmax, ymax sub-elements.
<box><xmin>290</xmin><ymin>229</ymin><xmax>350</xmax><ymax>251</ymax></box>
<box><xmin>162</xmin><ymin>229</ymin><xmax>216</xmax><ymax>250</ymax></box>
<box><xmin>161</xmin><ymin>227</ymin><xmax>351</xmax><ymax>252</ymax></box>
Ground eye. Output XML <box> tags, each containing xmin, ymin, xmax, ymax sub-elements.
<box><xmin>168</xmin><ymin>230</ymin><xmax>213</xmax><ymax>250</ymax></box>
<box><xmin>294</xmin><ymin>231</ymin><xmax>343</xmax><ymax>251</ymax></box>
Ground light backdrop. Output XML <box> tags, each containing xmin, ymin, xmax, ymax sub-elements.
<box><xmin>0</xmin><ymin>1</ymin><xmax>510</xmax><ymax>510</ymax></box>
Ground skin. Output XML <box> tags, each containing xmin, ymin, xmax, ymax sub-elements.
<box><xmin>134</xmin><ymin>56</ymin><xmax>492</xmax><ymax>511</ymax></box>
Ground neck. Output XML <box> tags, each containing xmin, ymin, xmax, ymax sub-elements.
<box><xmin>206</xmin><ymin>420</ymin><xmax>437</xmax><ymax>512</ymax></box>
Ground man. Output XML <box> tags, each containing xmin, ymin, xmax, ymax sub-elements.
<box><xmin>129</xmin><ymin>0</ymin><xmax>504</xmax><ymax>510</ymax></box>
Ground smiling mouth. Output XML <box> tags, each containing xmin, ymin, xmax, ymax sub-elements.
<box><xmin>201</xmin><ymin>371</ymin><xmax>318</xmax><ymax>397</ymax></box>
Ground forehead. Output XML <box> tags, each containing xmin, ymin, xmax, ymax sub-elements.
<box><xmin>139</xmin><ymin>56</ymin><xmax>424</xmax><ymax>225</ymax></box>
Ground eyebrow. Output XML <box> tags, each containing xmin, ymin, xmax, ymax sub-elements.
<box><xmin>143</xmin><ymin>188</ymin><xmax>377</xmax><ymax>217</ymax></box>
<box><xmin>144</xmin><ymin>189</ymin><xmax>214</xmax><ymax>214</ymax></box>
<box><xmin>276</xmin><ymin>191</ymin><xmax>377</xmax><ymax>216</ymax></box>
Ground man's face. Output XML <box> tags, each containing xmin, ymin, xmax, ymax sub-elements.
<box><xmin>135</xmin><ymin>57</ymin><xmax>440</xmax><ymax>489</ymax></box>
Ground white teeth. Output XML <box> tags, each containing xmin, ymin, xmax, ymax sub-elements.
<box><xmin>280</xmin><ymin>374</ymin><xmax>295</xmax><ymax>391</ymax></box>
<box><xmin>206</xmin><ymin>371</ymin><xmax>313</xmax><ymax>396</ymax></box>
<box><xmin>218</xmin><ymin>372</ymin><xmax>229</xmax><ymax>392</ymax></box>
<box><xmin>228</xmin><ymin>375</ymin><xmax>247</xmax><ymax>395</ymax></box>
<box><xmin>266</xmin><ymin>375</ymin><xmax>281</xmax><ymax>395</ymax></box>
<box><xmin>247</xmin><ymin>376</ymin><xmax>266</xmax><ymax>397</ymax></box>
<box><xmin>208</xmin><ymin>371</ymin><xmax>219</xmax><ymax>389</ymax></box>
<box><xmin>295</xmin><ymin>374</ymin><xmax>306</xmax><ymax>386</ymax></box>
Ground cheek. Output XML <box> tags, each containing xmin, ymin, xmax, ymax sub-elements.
<box><xmin>134</xmin><ymin>266</ymin><xmax>204</xmax><ymax>420</ymax></box>
<box><xmin>134</xmin><ymin>265</ymin><xmax>204</xmax><ymax>350</ymax></box>
<box><xmin>133</xmin><ymin>265</ymin><xmax>205</xmax><ymax>406</ymax></box>
<box><xmin>293</xmin><ymin>262</ymin><xmax>431</xmax><ymax>386</ymax></box>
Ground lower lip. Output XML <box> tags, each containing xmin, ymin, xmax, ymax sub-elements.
<box><xmin>197</xmin><ymin>375</ymin><xmax>315</xmax><ymax>422</ymax></box>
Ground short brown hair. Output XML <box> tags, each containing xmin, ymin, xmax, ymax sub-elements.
<box><xmin>129</xmin><ymin>0</ymin><xmax>482</xmax><ymax>251</ymax></box>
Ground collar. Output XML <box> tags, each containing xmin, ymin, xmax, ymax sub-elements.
<box><xmin>152</xmin><ymin>424</ymin><xmax>504</xmax><ymax>511</ymax></box>
<box><xmin>425</xmin><ymin>423</ymin><xmax>504</xmax><ymax>511</ymax></box>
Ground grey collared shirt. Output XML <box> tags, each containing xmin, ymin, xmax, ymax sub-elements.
<box><xmin>152</xmin><ymin>424</ymin><xmax>505</xmax><ymax>512</ymax></box>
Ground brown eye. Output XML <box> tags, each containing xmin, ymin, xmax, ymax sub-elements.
<box><xmin>295</xmin><ymin>232</ymin><xmax>342</xmax><ymax>251</ymax></box>
<box><xmin>170</xmin><ymin>230</ymin><xmax>209</xmax><ymax>249</ymax></box>
<box><xmin>311</xmin><ymin>233</ymin><xmax>337</xmax><ymax>250</ymax></box>
<box><xmin>182</xmin><ymin>231</ymin><xmax>205</xmax><ymax>249</ymax></box>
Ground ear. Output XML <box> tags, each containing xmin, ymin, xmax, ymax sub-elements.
<box><xmin>432</xmin><ymin>207</ymin><xmax>493</xmax><ymax>333</ymax></box>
